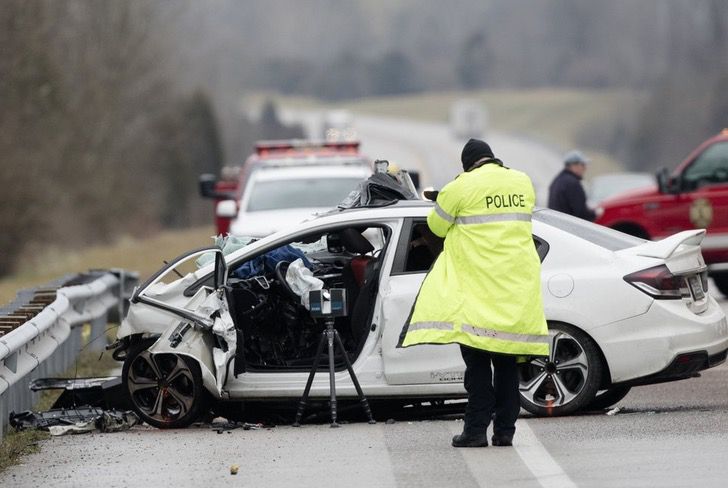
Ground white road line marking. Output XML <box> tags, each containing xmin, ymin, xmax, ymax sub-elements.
<box><xmin>514</xmin><ymin>419</ymin><xmax>578</xmax><ymax>488</ymax></box>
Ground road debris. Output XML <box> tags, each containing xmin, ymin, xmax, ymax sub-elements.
<box><xmin>29</xmin><ymin>376</ymin><xmax>131</xmax><ymax>410</ymax></box>
<box><xmin>606</xmin><ymin>406</ymin><xmax>622</xmax><ymax>416</ymax></box>
<box><xmin>230</xmin><ymin>464</ymin><xmax>239</xmax><ymax>475</ymax></box>
<box><xmin>211</xmin><ymin>420</ymin><xmax>268</xmax><ymax>434</ymax></box>
<box><xmin>9</xmin><ymin>407</ymin><xmax>139</xmax><ymax>436</ymax></box>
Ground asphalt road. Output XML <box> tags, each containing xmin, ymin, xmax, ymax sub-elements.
<box><xmin>2</xmin><ymin>312</ymin><xmax>727</xmax><ymax>488</ymax></box>
<box><xmin>2</xmin><ymin>115</ymin><xmax>727</xmax><ymax>487</ymax></box>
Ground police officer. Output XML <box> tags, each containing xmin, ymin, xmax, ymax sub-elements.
<box><xmin>547</xmin><ymin>150</ymin><xmax>596</xmax><ymax>221</ymax></box>
<box><xmin>398</xmin><ymin>138</ymin><xmax>548</xmax><ymax>448</ymax></box>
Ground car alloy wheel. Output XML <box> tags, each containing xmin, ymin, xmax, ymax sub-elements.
<box><xmin>122</xmin><ymin>338</ymin><xmax>207</xmax><ymax>428</ymax></box>
<box><xmin>518</xmin><ymin>323</ymin><xmax>602</xmax><ymax>416</ymax></box>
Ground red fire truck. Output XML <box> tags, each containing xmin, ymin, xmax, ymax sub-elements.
<box><xmin>596</xmin><ymin>129</ymin><xmax>728</xmax><ymax>295</ymax></box>
<box><xmin>199</xmin><ymin>139</ymin><xmax>370</xmax><ymax>235</ymax></box>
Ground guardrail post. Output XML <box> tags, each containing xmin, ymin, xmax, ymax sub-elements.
<box><xmin>87</xmin><ymin>313</ymin><xmax>108</xmax><ymax>352</ymax></box>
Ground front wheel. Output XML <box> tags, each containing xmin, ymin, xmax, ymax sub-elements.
<box><xmin>518</xmin><ymin>323</ymin><xmax>603</xmax><ymax>416</ymax></box>
<box><xmin>122</xmin><ymin>338</ymin><xmax>208</xmax><ymax>428</ymax></box>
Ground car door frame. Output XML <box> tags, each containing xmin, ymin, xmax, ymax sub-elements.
<box><xmin>220</xmin><ymin>217</ymin><xmax>405</xmax><ymax>399</ymax></box>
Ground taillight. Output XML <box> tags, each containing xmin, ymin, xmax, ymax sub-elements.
<box><xmin>624</xmin><ymin>264</ymin><xmax>686</xmax><ymax>299</ymax></box>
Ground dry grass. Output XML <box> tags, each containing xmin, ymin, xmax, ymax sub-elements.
<box><xmin>0</xmin><ymin>226</ymin><xmax>215</xmax><ymax>306</ymax></box>
<box><xmin>0</xmin><ymin>429</ymin><xmax>49</xmax><ymax>474</ymax></box>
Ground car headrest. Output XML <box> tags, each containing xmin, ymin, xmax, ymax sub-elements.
<box><xmin>340</xmin><ymin>228</ymin><xmax>374</xmax><ymax>254</ymax></box>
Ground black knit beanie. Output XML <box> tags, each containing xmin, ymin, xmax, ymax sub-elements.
<box><xmin>461</xmin><ymin>138</ymin><xmax>494</xmax><ymax>171</ymax></box>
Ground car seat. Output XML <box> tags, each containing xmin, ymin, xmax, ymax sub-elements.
<box><xmin>340</xmin><ymin>228</ymin><xmax>375</xmax><ymax>287</ymax></box>
<box><xmin>339</xmin><ymin>228</ymin><xmax>381</xmax><ymax>355</ymax></box>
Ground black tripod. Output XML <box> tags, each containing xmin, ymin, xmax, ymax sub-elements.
<box><xmin>292</xmin><ymin>314</ymin><xmax>376</xmax><ymax>428</ymax></box>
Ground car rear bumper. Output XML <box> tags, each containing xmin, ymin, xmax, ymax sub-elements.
<box><xmin>593</xmin><ymin>295</ymin><xmax>728</xmax><ymax>383</ymax></box>
<box><xmin>616</xmin><ymin>348</ymin><xmax>727</xmax><ymax>387</ymax></box>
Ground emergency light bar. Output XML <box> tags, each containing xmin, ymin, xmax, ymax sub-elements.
<box><xmin>255</xmin><ymin>139</ymin><xmax>360</xmax><ymax>156</ymax></box>
<box><xmin>254</xmin><ymin>156</ymin><xmax>370</xmax><ymax>169</ymax></box>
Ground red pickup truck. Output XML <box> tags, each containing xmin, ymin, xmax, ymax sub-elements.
<box><xmin>596</xmin><ymin>129</ymin><xmax>728</xmax><ymax>296</ymax></box>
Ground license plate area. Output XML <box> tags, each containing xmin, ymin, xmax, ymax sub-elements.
<box><xmin>688</xmin><ymin>274</ymin><xmax>705</xmax><ymax>301</ymax></box>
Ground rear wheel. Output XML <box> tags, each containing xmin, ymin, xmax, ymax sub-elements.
<box><xmin>122</xmin><ymin>338</ymin><xmax>208</xmax><ymax>428</ymax></box>
<box><xmin>585</xmin><ymin>385</ymin><xmax>632</xmax><ymax>411</ymax></box>
<box><xmin>519</xmin><ymin>323</ymin><xmax>603</xmax><ymax>416</ymax></box>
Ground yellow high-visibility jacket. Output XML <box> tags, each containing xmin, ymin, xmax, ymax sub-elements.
<box><xmin>398</xmin><ymin>162</ymin><xmax>549</xmax><ymax>356</ymax></box>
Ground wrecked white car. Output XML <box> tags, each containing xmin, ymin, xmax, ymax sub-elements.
<box><xmin>113</xmin><ymin>201</ymin><xmax>728</xmax><ymax>428</ymax></box>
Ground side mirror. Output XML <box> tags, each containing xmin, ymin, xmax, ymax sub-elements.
<box><xmin>656</xmin><ymin>168</ymin><xmax>668</xmax><ymax>194</ymax></box>
<box><xmin>199</xmin><ymin>174</ymin><xmax>235</xmax><ymax>200</ymax></box>
<box><xmin>423</xmin><ymin>189</ymin><xmax>439</xmax><ymax>201</ymax></box>
<box><xmin>656</xmin><ymin>168</ymin><xmax>681</xmax><ymax>194</ymax></box>
<box><xmin>216</xmin><ymin>200</ymin><xmax>238</xmax><ymax>218</ymax></box>
<box><xmin>214</xmin><ymin>250</ymin><xmax>228</xmax><ymax>290</ymax></box>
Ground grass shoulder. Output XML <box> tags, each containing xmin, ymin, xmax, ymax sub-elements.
<box><xmin>0</xmin><ymin>226</ymin><xmax>215</xmax><ymax>305</ymax></box>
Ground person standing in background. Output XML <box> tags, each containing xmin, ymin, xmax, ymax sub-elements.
<box><xmin>548</xmin><ymin>150</ymin><xmax>596</xmax><ymax>221</ymax></box>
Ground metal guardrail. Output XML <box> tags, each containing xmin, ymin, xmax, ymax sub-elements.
<box><xmin>0</xmin><ymin>269</ymin><xmax>138</xmax><ymax>438</ymax></box>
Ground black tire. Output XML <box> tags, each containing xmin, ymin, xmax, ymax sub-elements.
<box><xmin>518</xmin><ymin>322</ymin><xmax>603</xmax><ymax>416</ymax></box>
<box><xmin>711</xmin><ymin>272</ymin><xmax>728</xmax><ymax>298</ymax></box>
<box><xmin>585</xmin><ymin>385</ymin><xmax>632</xmax><ymax>411</ymax></box>
<box><xmin>122</xmin><ymin>337</ymin><xmax>208</xmax><ymax>428</ymax></box>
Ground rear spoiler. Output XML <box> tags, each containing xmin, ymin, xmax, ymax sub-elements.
<box><xmin>621</xmin><ymin>229</ymin><xmax>706</xmax><ymax>259</ymax></box>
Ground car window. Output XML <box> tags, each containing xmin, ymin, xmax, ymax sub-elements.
<box><xmin>683</xmin><ymin>141</ymin><xmax>728</xmax><ymax>189</ymax></box>
<box><xmin>587</xmin><ymin>173</ymin><xmax>653</xmax><ymax>204</ymax></box>
<box><xmin>403</xmin><ymin>222</ymin><xmax>443</xmax><ymax>272</ymax></box>
<box><xmin>245</xmin><ymin>177</ymin><xmax>363</xmax><ymax>211</ymax></box>
<box><xmin>394</xmin><ymin>219</ymin><xmax>548</xmax><ymax>274</ymax></box>
<box><xmin>534</xmin><ymin>208</ymin><xmax>645</xmax><ymax>251</ymax></box>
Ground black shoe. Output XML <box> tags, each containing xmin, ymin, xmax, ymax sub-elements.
<box><xmin>451</xmin><ymin>432</ymin><xmax>488</xmax><ymax>448</ymax></box>
<box><xmin>491</xmin><ymin>434</ymin><xmax>513</xmax><ymax>446</ymax></box>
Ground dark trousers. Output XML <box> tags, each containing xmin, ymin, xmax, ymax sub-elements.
<box><xmin>460</xmin><ymin>345</ymin><xmax>520</xmax><ymax>437</ymax></box>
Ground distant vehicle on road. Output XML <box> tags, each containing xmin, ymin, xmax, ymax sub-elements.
<box><xmin>221</xmin><ymin>163</ymin><xmax>372</xmax><ymax>238</ymax></box>
<box><xmin>596</xmin><ymin>129</ymin><xmax>728</xmax><ymax>296</ymax></box>
<box><xmin>450</xmin><ymin>99</ymin><xmax>487</xmax><ymax>139</ymax></box>
<box><xmin>114</xmin><ymin>203</ymin><xmax>727</xmax><ymax>427</ymax></box>
<box><xmin>322</xmin><ymin>109</ymin><xmax>356</xmax><ymax>141</ymax></box>
<box><xmin>586</xmin><ymin>172</ymin><xmax>654</xmax><ymax>208</ymax></box>
<box><xmin>199</xmin><ymin>139</ymin><xmax>370</xmax><ymax>235</ymax></box>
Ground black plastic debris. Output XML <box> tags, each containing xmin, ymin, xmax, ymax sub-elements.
<box><xmin>9</xmin><ymin>407</ymin><xmax>139</xmax><ymax>436</ymax></box>
<box><xmin>338</xmin><ymin>170</ymin><xmax>418</xmax><ymax>209</ymax></box>
<box><xmin>29</xmin><ymin>376</ymin><xmax>131</xmax><ymax>410</ymax></box>
<box><xmin>211</xmin><ymin>420</ymin><xmax>269</xmax><ymax>434</ymax></box>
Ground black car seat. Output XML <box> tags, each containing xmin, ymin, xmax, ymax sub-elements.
<box><xmin>338</xmin><ymin>228</ymin><xmax>381</xmax><ymax>355</ymax></box>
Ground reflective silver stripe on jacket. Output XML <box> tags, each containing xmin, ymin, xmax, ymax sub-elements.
<box><xmin>407</xmin><ymin>321</ymin><xmax>454</xmax><ymax>332</ymax></box>
<box><xmin>434</xmin><ymin>204</ymin><xmax>455</xmax><ymax>223</ymax></box>
<box><xmin>455</xmin><ymin>213</ymin><xmax>531</xmax><ymax>225</ymax></box>
<box><xmin>461</xmin><ymin>324</ymin><xmax>549</xmax><ymax>344</ymax></box>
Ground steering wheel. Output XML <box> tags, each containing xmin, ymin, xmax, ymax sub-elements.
<box><xmin>274</xmin><ymin>260</ymin><xmax>299</xmax><ymax>300</ymax></box>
